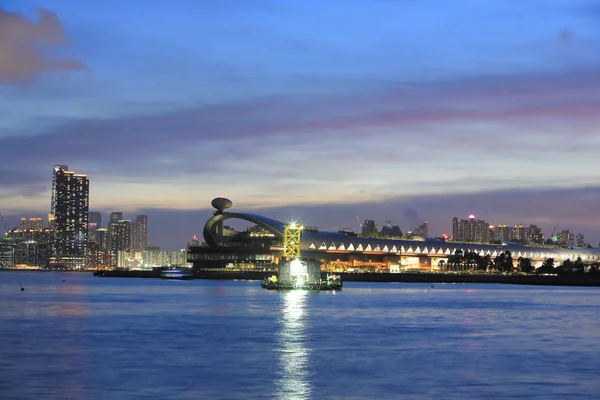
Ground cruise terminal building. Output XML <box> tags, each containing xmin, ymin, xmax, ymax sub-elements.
<box><xmin>188</xmin><ymin>198</ymin><xmax>600</xmax><ymax>271</ymax></box>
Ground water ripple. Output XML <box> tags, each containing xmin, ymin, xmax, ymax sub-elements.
<box><xmin>1</xmin><ymin>272</ymin><xmax>600</xmax><ymax>399</ymax></box>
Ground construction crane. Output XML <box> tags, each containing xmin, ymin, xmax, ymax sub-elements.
<box><xmin>356</xmin><ymin>216</ymin><xmax>363</xmax><ymax>228</ymax></box>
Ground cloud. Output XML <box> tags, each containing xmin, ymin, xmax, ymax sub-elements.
<box><xmin>403</xmin><ymin>208</ymin><xmax>421</xmax><ymax>230</ymax></box>
<box><xmin>1</xmin><ymin>67</ymin><xmax>600</xmax><ymax>217</ymax></box>
<box><xmin>4</xmin><ymin>68</ymin><xmax>600</xmax><ymax>158</ymax></box>
<box><xmin>0</xmin><ymin>7</ymin><xmax>85</xmax><ymax>84</ymax></box>
<box><xmin>0</xmin><ymin>168</ymin><xmax>43</xmax><ymax>186</ymax></box>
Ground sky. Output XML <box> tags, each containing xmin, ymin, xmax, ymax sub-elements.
<box><xmin>1</xmin><ymin>0</ymin><xmax>600</xmax><ymax>250</ymax></box>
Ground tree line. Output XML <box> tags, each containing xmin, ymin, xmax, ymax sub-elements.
<box><xmin>438</xmin><ymin>250</ymin><xmax>600</xmax><ymax>275</ymax></box>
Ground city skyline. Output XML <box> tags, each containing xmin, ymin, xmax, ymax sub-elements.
<box><xmin>1</xmin><ymin>1</ymin><xmax>600</xmax><ymax>249</ymax></box>
<box><xmin>2</xmin><ymin>183</ymin><xmax>597</xmax><ymax>251</ymax></box>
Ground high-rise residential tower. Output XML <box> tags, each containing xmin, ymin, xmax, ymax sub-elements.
<box><xmin>111</xmin><ymin>220</ymin><xmax>131</xmax><ymax>254</ymax></box>
<box><xmin>20</xmin><ymin>217</ymin><xmax>43</xmax><ymax>231</ymax></box>
<box><xmin>131</xmin><ymin>215</ymin><xmax>148</xmax><ymax>250</ymax></box>
<box><xmin>107</xmin><ymin>212</ymin><xmax>123</xmax><ymax>249</ymax></box>
<box><xmin>50</xmin><ymin>165</ymin><xmax>69</xmax><ymax>229</ymax></box>
<box><xmin>50</xmin><ymin>166</ymin><xmax>89</xmax><ymax>269</ymax></box>
<box><xmin>452</xmin><ymin>215</ymin><xmax>489</xmax><ymax>242</ymax></box>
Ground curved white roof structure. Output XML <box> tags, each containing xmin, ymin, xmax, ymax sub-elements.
<box><xmin>203</xmin><ymin>209</ymin><xmax>600</xmax><ymax>262</ymax></box>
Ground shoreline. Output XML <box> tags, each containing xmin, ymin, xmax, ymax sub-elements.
<box><xmin>4</xmin><ymin>269</ymin><xmax>600</xmax><ymax>287</ymax></box>
<box><xmin>88</xmin><ymin>269</ymin><xmax>600</xmax><ymax>287</ymax></box>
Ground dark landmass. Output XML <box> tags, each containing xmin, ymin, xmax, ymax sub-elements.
<box><xmin>91</xmin><ymin>269</ymin><xmax>600</xmax><ymax>287</ymax></box>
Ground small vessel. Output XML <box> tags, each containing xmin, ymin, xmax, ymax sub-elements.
<box><xmin>160</xmin><ymin>268</ymin><xmax>195</xmax><ymax>280</ymax></box>
<box><xmin>261</xmin><ymin>273</ymin><xmax>342</xmax><ymax>291</ymax></box>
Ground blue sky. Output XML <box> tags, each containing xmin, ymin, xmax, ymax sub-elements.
<box><xmin>1</xmin><ymin>0</ymin><xmax>600</xmax><ymax>249</ymax></box>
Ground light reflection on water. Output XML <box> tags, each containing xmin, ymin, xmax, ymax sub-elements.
<box><xmin>2</xmin><ymin>272</ymin><xmax>600</xmax><ymax>399</ymax></box>
<box><xmin>275</xmin><ymin>290</ymin><xmax>312</xmax><ymax>399</ymax></box>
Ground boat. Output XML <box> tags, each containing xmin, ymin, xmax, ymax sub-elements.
<box><xmin>160</xmin><ymin>268</ymin><xmax>195</xmax><ymax>280</ymax></box>
<box><xmin>261</xmin><ymin>273</ymin><xmax>342</xmax><ymax>291</ymax></box>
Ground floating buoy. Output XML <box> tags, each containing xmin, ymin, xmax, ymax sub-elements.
<box><xmin>21</xmin><ymin>287</ymin><xmax>24</xmax><ymax>292</ymax></box>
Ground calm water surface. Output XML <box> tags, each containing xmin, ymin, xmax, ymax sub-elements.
<box><xmin>1</xmin><ymin>271</ymin><xmax>600</xmax><ymax>399</ymax></box>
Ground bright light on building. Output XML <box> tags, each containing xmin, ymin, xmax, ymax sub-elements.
<box><xmin>290</xmin><ymin>258</ymin><xmax>307</xmax><ymax>276</ymax></box>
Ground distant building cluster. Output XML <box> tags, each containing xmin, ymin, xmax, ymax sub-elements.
<box><xmin>117</xmin><ymin>248</ymin><xmax>187</xmax><ymax>269</ymax></box>
<box><xmin>358</xmin><ymin>219</ymin><xmax>427</xmax><ymax>239</ymax></box>
<box><xmin>452</xmin><ymin>214</ymin><xmax>586</xmax><ymax>247</ymax></box>
<box><xmin>0</xmin><ymin>164</ymin><xmax>185</xmax><ymax>270</ymax></box>
<box><xmin>409</xmin><ymin>222</ymin><xmax>428</xmax><ymax>238</ymax></box>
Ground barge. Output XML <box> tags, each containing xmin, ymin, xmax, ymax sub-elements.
<box><xmin>261</xmin><ymin>273</ymin><xmax>342</xmax><ymax>290</ymax></box>
<box><xmin>261</xmin><ymin>257</ymin><xmax>342</xmax><ymax>291</ymax></box>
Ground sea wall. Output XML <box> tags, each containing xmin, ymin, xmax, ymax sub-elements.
<box><xmin>93</xmin><ymin>269</ymin><xmax>600</xmax><ymax>287</ymax></box>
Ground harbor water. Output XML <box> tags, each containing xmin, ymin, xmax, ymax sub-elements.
<box><xmin>1</xmin><ymin>271</ymin><xmax>599</xmax><ymax>399</ymax></box>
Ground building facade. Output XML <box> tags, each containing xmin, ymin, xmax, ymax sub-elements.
<box><xmin>117</xmin><ymin>248</ymin><xmax>188</xmax><ymax>269</ymax></box>
<box><xmin>191</xmin><ymin>199</ymin><xmax>600</xmax><ymax>272</ymax></box>
<box><xmin>411</xmin><ymin>222</ymin><xmax>428</xmax><ymax>238</ymax></box>
<box><xmin>111</xmin><ymin>220</ymin><xmax>131</xmax><ymax>254</ymax></box>
<box><xmin>452</xmin><ymin>215</ymin><xmax>489</xmax><ymax>242</ymax></box>
<box><xmin>50</xmin><ymin>164</ymin><xmax>69</xmax><ymax>229</ymax></box>
<box><xmin>131</xmin><ymin>215</ymin><xmax>148</xmax><ymax>250</ymax></box>
<box><xmin>50</xmin><ymin>166</ymin><xmax>89</xmax><ymax>269</ymax></box>
<box><xmin>107</xmin><ymin>212</ymin><xmax>123</xmax><ymax>250</ymax></box>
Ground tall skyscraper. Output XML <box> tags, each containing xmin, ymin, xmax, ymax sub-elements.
<box><xmin>107</xmin><ymin>212</ymin><xmax>123</xmax><ymax>250</ymax></box>
<box><xmin>131</xmin><ymin>215</ymin><xmax>148</xmax><ymax>250</ymax></box>
<box><xmin>111</xmin><ymin>220</ymin><xmax>131</xmax><ymax>254</ymax></box>
<box><xmin>88</xmin><ymin>227</ymin><xmax>111</xmax><ymax>268</ymax></box>
<box><xmin>50</xmin><ymin>166</ymin><xmax>89</xmax><ymax>269</ymax></box>
<box><xmin>96</xmin><ymin>228</ymin><xmax>108</xmax><ymax>252</ymax></box>
<box><xmin>50</xmin><ymin>165</ymin><xmax>69</xmax><ymax>229</ymax></box>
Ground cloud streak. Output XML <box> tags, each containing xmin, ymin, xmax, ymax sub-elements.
<box><xmin>1</xmin><ymin>67</ymin><xmax>600</xmax><ymax>213</ymax></box>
